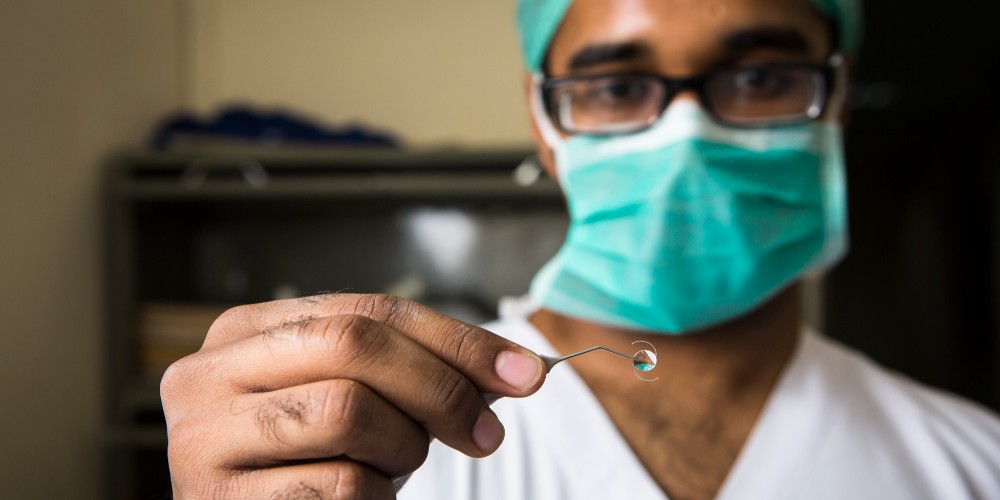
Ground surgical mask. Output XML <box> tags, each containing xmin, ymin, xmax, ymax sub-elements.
<box><xmin>528</xmin><ymin>89</ymin><xmax>848</xmax><ymax>334</ymax></box>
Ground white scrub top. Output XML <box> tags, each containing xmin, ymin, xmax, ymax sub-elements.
<box><xmin>399</xmin><ymin>298</ymin><xmax>1000</xmax><ymax>500</ymax></box>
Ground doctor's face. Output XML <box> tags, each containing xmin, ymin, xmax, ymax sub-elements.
<box><xmin>529</xmin><ymin>0</ymin><xmax>836</xmax><ymax>174</ymax></box>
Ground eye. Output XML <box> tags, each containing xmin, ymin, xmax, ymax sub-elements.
<box><xmin>546</xmin><ymin>75</ymin><xmax>666</xmax><ymax>133</ymax></box>
<box><xmin>586</xmin><ymin>77</ymin><xmax>656</xmax><ymax>106</ymax></box>
<box><xmin>731</xmin><ymin>67</ymin><xmax>795</xmax><ymax>97</ymax></box>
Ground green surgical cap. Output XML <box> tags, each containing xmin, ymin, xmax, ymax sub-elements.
<box><xmin>517</xmin><ymin>0</ymin><xmax>863</xmax><ymax>72</ymax></box>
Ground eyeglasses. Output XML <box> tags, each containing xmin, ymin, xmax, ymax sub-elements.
<box><xmin>540</xmin><ymin>62</ymin><xmax>835</xmax><ymax>135</ymax></box>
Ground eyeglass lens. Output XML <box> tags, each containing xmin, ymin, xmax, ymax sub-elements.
<box><xmin>707</xmin><ymin>66</ymin><xmax>825</xmax><ymax>125</ymax></box>
<box><xmin>547</xmin><ymin>65</ymin><xmax>826</xmax><ymax>133</ymax></box>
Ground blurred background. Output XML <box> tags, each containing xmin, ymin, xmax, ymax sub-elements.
<box><xmin>0</xmin><ymin>1</ymin><xmax>997</xmax><ymax>498</ymax></box>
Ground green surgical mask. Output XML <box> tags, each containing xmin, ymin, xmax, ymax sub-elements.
<box><xmin>528</xmin><ymin>96</ymin><xmax>848</xmax><ymax>333</ymax></box>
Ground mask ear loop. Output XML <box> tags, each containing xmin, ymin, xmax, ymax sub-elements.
<box><xmin>802</xmin><ymin>53</ymin><xmax>850</xmax><ymax>289</ymax></box>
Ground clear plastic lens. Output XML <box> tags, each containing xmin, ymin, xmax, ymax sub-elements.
<box><xmin>631</xmin><ymin>341</ymin><xmax>658</xmax><ymax>381</ymax></box>
<box><xmin>632</xmin><ymin>350</ymin><xmax>657</xmax><ymax>372</ymax></box>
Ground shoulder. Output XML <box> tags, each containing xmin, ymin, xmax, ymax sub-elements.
<box><xmin>799</xmin><ymin>331</ymin><xmax>1000</xmax><ymax>499</ymax></box>
<box><xmin>807</xmin><ymin>330</ymin><xmax>1000</xmax><ymax>437</ymax></box>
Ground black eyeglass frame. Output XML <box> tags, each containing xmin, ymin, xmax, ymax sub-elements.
<box><xmin>540</xmin><ymin>62</ymin><xmax>837</xmax><ymax>135</ymax></box>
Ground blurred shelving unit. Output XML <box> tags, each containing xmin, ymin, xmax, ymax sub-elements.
<box><xmin>101</xmin><ymin>147</ymin><xmax>567</xmax><ymax>498</ymax></box>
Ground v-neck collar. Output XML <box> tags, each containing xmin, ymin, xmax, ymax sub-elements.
<box><xmin>501</xmin><ymin>309</ymin><xmax>667</xmax><ymax>499</ymax></box>
<box><xmin>499</xmin><ymin>297</ymin><xmax>834</xmax><ymax>500</ymax></box>
<box><xmin>716</xmin><ymin>329</ymin><xmax>839</xmax><ymax>499</ymax></box>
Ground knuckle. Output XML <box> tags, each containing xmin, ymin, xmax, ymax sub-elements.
<box><xmin>166</xmin><ymin>422</ymin><xmax>221</xmax><ymax>482</ymax></box>
<box><xmin>271</xmin><ymin>481</ymin><xmax>327</xmax><ymax>500</ymax></box>
<box><xmin>440</xmin><ymin>322</ymin><xmax>488</xmax><ymax>368</ymax></box>
<box><xmin>159</xmin><ymin>359</ymin><xmax>186</xmax><ymax>402</ymax></box>
<box><xmin>304</xmin><ymin>315</ymin><xmax>386</xmax><ymax>361</ymax></box>
<box><xmin>424</xmin><ymin>367</ymin><xmax>474</xmax><ymax>418</ymax></box>
<box><xmin>315</xmin><ymin>380</ymin><xmax>367</xmax><ymax>443</ymax></box>
<box><xmin>354</xmin><ymin>294</ymin><xmax>409</xmax><ymax>324</ymax></box>
<box><xmin>397</xmin><ymin>434</ymin><xmax>431</xmax><ymax>478</ymax></box>
<box><xmin>409</xmin><ymin>440</ymin><xmax>431</xmax><ymax>476</ymax></box>
<box><xmin>207</xmin><ymin>304</ymin><xmax>251</xmax><ymax>336</ymax></box>
<box><xmin>323</xmin><ymin>463</ymin><xmax>374</xmax><ymax>500</ymax></box>
<box><xmin>331</xmin><ymin>465</ymin><xmax>364</xmax><ymax>499</ymax></box>
<box><xmin>271</xmin><ymin>464</ymin><xmax>374</xmax><ymax>500</ymax></box>
<box><xmin>160</xmin><ymin>353</ymin><xmax>208</xmax><ymax>407</ymax></box>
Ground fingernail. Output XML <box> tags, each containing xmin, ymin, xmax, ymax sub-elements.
<box><xmin>472</xmin><ymin>409</ymin><xmax>504</xmax><ymax>454</ymax></box>
<box><xmin>495</xmin><ymin>351</ymin><xmax>541</xmax><ymax>390</ymax></box>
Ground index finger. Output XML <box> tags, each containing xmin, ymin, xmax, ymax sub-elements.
<box><xmin>203</xmin><ymin>293</ymin><xmax>546</xmax><ymax>397</ymax></box>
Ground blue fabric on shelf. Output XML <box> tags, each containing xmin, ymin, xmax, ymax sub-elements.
<box><xmin>149</xmin><ymin>105</ymin><xmax>399</xmax><ymax>151</ymax></box>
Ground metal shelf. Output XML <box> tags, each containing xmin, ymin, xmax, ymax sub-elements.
<box><xmin>102</xmin><ymin>147</ymin><xmax>565</xmax><ymax>499</ymax></box>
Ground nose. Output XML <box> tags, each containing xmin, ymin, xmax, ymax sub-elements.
<box><xmin>658</xmin><ymin>90</ymin><xmax>705</xmax><ymax>122</ymax></box>
<box><xmin>668</xmin><ymin>90</ymin><xmax>701</xmax><ymax>108</ymax></box>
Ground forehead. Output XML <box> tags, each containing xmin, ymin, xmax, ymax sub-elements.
<box><xmin>548</xmin><ymin>0</ymin><xmax>832</xmax><ymax>73</ymax></box>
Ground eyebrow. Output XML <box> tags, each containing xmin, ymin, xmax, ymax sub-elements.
<box><xmin>561</xmin><ymin>26</ymin><xmax>815</xmax><ymax>74</ymax></box>
<box><xmin>721</xmin><ymin>27</ymin><xmax>812</xmax><ymax>55</ymax></box>
<box><xmin>567</xmin><ymin>41</ymin><xmax>654</xmax><ymax>71</ymax></box>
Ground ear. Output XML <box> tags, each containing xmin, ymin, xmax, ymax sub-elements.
<box><xmin>522</xmin><ymin>72</ymin><xmax>559</xmax><ymax>180</ymax></box>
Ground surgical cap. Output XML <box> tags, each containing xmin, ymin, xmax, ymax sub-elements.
<box><xmin>517</xmin><ymin>0</ymin><xmax>863</xmax><ymax>72</ymax></box>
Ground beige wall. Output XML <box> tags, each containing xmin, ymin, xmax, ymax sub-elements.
<box><xmin>0</xmin><ymin>1</ymin><xmax>180</xmax><ymax>498</ymax></box>
<box><xmin>0</xmin><ymin>1</ymin><xmax>529</xmax><ymax>497</ymax></box>
<box><xmin>182</xmin><ymin>0</ymin><xmax>533</xmax><ymax>147</ymax></box>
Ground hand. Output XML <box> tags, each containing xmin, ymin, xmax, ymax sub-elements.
<box><xmin>160</xmin><ymin>294</ymin><xmax>545</xmax><ymax>499</ymax></box>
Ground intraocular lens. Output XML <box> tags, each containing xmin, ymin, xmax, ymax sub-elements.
<box><xmin>632</xmin><ymin>350</ymin><xmax>657</xmax><ymax>372</ymax></box>
<box><xmin>631</xmin><ymin>341</ymin><xmax>659</xmax><ymax>381</ymax></box>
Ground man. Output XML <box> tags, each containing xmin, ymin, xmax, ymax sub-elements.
<box><xmin>160</xmin><ymin>0</ymin><xmax>1000</xmax><ymax>498</ymax></box>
